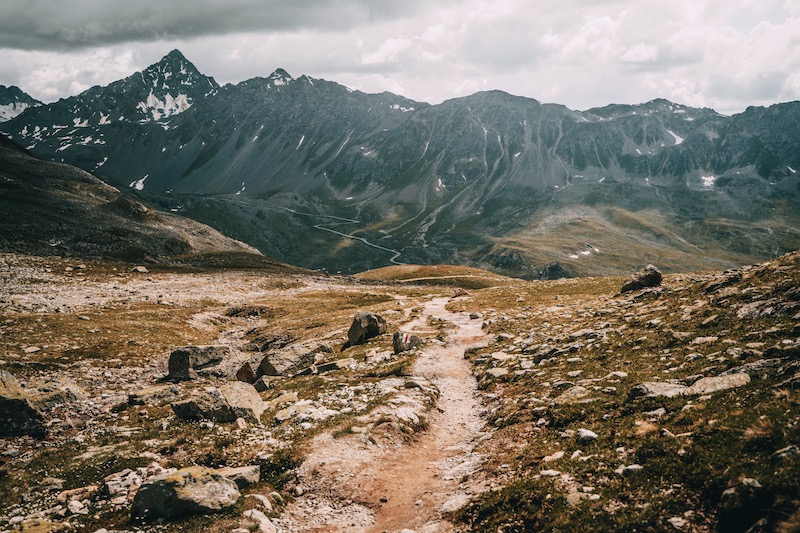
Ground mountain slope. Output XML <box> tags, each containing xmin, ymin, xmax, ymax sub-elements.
<box><xmin>0</xmin><ymin>133</ymin><xmax>261</xmax><ymax>263</ymax></box>
<box><xmin>2</xmin><ymin>51</ymin><xmax>799</xmax><ymax>276</ymax></box>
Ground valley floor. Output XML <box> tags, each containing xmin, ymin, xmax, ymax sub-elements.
<box><xmin>1</xmin><ymin>252</ymin><xmax>799</xmax><ymax>532</ymax></box>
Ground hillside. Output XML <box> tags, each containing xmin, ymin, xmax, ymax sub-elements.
<box><xmin>0</xmin><ymin>134</ymin><xmax>265</xmax><ymax>264</ymax></box>
<box><xmin>2</xmin><ymin>51</ymin><xmax>799</xmax><ymax>277</ymax></box>
<box><xmin>0</xmin><ymin>252</ymin><xmax>798</xmax><ymax>531</ymax></box>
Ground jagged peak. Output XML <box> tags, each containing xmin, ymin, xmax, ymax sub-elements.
<box><xmin>269</xmin><ymin>68</ymin><xmax>293</xmax><ymax>80</ymax></box>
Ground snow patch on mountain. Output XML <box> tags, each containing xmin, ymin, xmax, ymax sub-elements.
<box><xmin>130</xmin><ymin>174</ymin><xmax>149</xmax><ymax>190</ymax></box>
<box><xmin>701</xmin><ymin>175</ymin><xmax>716</xmax><ymax>188</ymax></box>
<box><xmin>667</xmin><ymin>130</ymin><xmax>684</xmax><ymax>145</ymax></box>
<box><xmin>0</xmin><ymin>102</ymin><xmax>34</xmax><ymax>122</ymax></box>
<box><xmin>390</xmin><ymin>104</ymin><xmax>415</xmax><ymax>112</ymax></box>
<box><xmin>137</xmin><ymin>92</ymin><xmax>192</xmax><ymax>120</ymax></box>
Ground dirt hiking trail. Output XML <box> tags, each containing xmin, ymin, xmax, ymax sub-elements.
<box><xmin>276</xmin><ymin>296</ymin><xmax>491</xmax><ymax>533</ymax></box>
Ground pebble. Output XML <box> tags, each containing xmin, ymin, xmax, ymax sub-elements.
<box><xmin>576</xmin><ymin>428</ymin><xmax>598</xmax><ymax>443</ymax></box>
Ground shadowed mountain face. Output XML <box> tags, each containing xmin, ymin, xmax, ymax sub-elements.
<box><xmin>0</xmin><ymin>134</ymin><xmax>259</xmax><ymax>263</ymax></box>
<box><xmin>3</xmin><ymin>51</ymin><xmax>800</xmax><ymax>276</ymax></box>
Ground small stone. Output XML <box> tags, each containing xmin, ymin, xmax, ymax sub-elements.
<box><xmin>131</xmin><ymin>266</ymin><xmax>149</xmax><ymax>273</ymax></box>
<box><xmin>243</xmin><ymin>509</ymin><xmax>277</xmax><ymax>533</ymax></box>
<box><xmin>668</xmin><ymin>516</ymin><xmax>687</xmax><ymax>529</ymax></box>
<box><xmin>486</xmin><ymin>368</ymin><xmax>509</xmax><ymax>378</ymax></box>
<box><xmin>543</xmin><ymin>451</ymin><xmax>564</xmax><ymax>462</ymax></box>
<box><xmin>540</xmin><ymin>469</ymin><xmax>561</xmax><ymax>477</ymax></box>
<box><xmin>246</xmin><ymin>494</ymin><xmax>274</xmax><ymax>512</ymax></box>
<box><xmin>576</xmin><ymin>428</ymin><xmax>598</xmax><ymax>443</ymax></box>
<box><xmin>553</xmin><ymin>385</ymin><xmax>595</xmax><ymax>405</ymax></box>
<box><xmin>616</xmin><ymin>464</ymin><xmax>644</xmax><ymax>476</ymax></box>
<box><xmin>67</xmin><ymin>499</ymin><xmax>89</xmax><ymax>515</ymax></box>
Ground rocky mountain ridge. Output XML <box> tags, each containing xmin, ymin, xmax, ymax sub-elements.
<box><xmin>0</xmin><ymin>85</ymin><xmax>41</xmax><ymax>122</ymax></box>
<box><xmin>2</xmin><ymin>51</ymin><xmax>799</xmax><ymax>276</ymax></box>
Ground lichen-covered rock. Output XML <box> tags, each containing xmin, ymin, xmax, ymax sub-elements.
<box><xmin>347</xmin><ymin>311</ymin><xmax>387</xmax><ymax>346</ymax></box>
<box><xmin>131</xmin><ymin>466</ymin><xmax>240</xmax><ymax>522</ymax></box>
<box><xmin>0</xmin><ymin>370</ymin><xmax>46</xmax><ymax>438</ymax></box>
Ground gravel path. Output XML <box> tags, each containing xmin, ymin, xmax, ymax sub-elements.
<box><xmin>277</xmin><ymin>296</ymin><xmax>490</xmax><ymax>533</ymax></box>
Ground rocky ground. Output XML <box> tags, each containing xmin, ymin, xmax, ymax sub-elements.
<box><xmin>1</xmin><ymin>252</ymin><xmax>799</xmax><ymax>532</ymax></box>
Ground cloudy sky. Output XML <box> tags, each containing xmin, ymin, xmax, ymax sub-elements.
<box><xmin>1</xmin><ymin>0</ymin><xmax>798</xmax><ymax>114</ymax></box>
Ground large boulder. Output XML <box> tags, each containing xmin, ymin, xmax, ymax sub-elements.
<box><xmin>259</xmin><ymin>347</ymin><xmax>315</xmax><ymax>377</ymax></box>
<box><xmin>167</xmin><ymin>345</ymin><xmax>230</xmax><ymax>381</ymax></box>
<box><xmin>171</xmin><ymin>382</ymin><xmax>265</xmax><ymax>424</ymax></box>
<box><xmin>393</xmin><ymin>332</ymin><xmax>424</xmax><ymax>354</ymax></box>
<box><xmin>347</xmin><ymin>311</ymin><xmax>387</xmax><ymax>346</ymax></box>
<box><xmin>28</xmin><ymin>377</ymin><xmax>88</xmax><ymax>410</ymax></box>
<box><xmin>0</xmin><ymin>370</ymin><xmax>46</xmax><ymax>438</ymax></box>
<box><xmin>620</xmin><ymin>265</ymin><xmax>663</xmax><ymax>293</ymax></box>
<box><xmin>131</xmin><ymin>466</ymin><xmax>240</xmax><ymax>522</ymax></box>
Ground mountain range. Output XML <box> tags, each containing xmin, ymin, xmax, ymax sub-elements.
<box><xmin>2</xmin><ymin>50</ymin><xmax>799</xmax><ymax>277</ymax></box>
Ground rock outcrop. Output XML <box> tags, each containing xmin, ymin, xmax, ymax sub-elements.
<box><xmin>0</xmin><ymin>370</ymin><xmax>46</xmax><ymax>438</ymax></box>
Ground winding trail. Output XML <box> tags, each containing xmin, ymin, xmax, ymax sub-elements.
<box><xmin>277</xmin><ymin>296</ymin><xmax>489</xmax><ymax>532</ymax></box>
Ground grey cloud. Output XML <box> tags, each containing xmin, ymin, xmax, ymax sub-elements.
<box><xmin>0</xmin><ymin>0</ymin><xmax>429</xmax><ymax>50</ymax></box>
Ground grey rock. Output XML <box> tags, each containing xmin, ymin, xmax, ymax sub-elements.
<box><xmin>243</xmin><ymin>509</ymin><xmax>277</xmax><ymax>532</ymax></box>
<box><xmin>171</xmin><ymin>382</ymin><xmax>265</xmax><ymax>424</ymax></box>
<box><xmin>253</xmin><ymin>376</ymin><xmax>276</xmax><ymax>393</ymax></box>
<box><xmin>128</xmin><ymin>384</ymin><xmax>181</xmax><ymax>406</ymax></box>
<box><xmin>167</xmin><ymin>345</ymin><xmax>230</xmax><ymax>381</ymax></box>
<box><xmin>28</xmin><ymin>376</ymin><xmax>87</xmax><ymax>410</ymax></box>
<box><xmin>131</xmin><ymin>466</ymin><xmax>240</xmax><ymax>522</ymax></box>
<box><xmin>0</xmin><ymin>370</ymin><xmax>46</xmax><ymax>438</ymax></box>
<box><xmin>392</xmin><ymin>331</ymin><xmax>424</xmax><ymax>354</ymax></box>
<box><xmin>553</xmin><ymin>385</ymin><xmax>595</xmax><ymax>405</ymax></box>
<box><xmin>236</xmin><ymin>362</ymin><xmax>257</xmax><ymax>384</ymax></box>
<box><xmin>620</xmin><ymin>265</ymin><xmax>662</xmax><ymax>293</ymax></box>
<box><xmin>315</xmin><ymin>358</ymin><xmax>356</xmax><ymax>374</ymax></box>
<box><xmin>216</xmin><ymin>465</ymin><xmax>261</xmax><ymax>488</ymax></box>
<box><xmin>720</xmin><ymin>358</ymin><xmax>785</xmax><ymax>377</ymax></box>
<box><xmin>347</xmin><ymin>311</ymin><xmax>387</xmax><ymax>346</ymax></box>
<box><xmin>686</xmin><ymin>373</ymin><xmax>750</xmax><ymax>395</ymax></box>
<box><xmin>618</xmin><ymin>464</ymin><xmax>644</xmax><ymax>476</ymax></box>
<box><xmin>259</xmin><ymin>346</ymin><xmax>315</xmax><ymax>377</ymax></box>
<box><xmin>628</xmin><ymin>382</ymin><xmax>689</xmax><ymax>400</ymax></box>
<box><xmin>576</xmin><ymin>428</ymin><xmax>598</xmax><ymax>443</ymax></box>
<box><xmin>486</xmin><ymin>368</ymin><xmax>509</xmax><ymax>378</ymax></box>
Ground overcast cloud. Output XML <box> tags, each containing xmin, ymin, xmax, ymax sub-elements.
<box><xmin>0</xmin><ymin>0</ymin><xmax>798</xmax><ymax>114</ymax></box>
